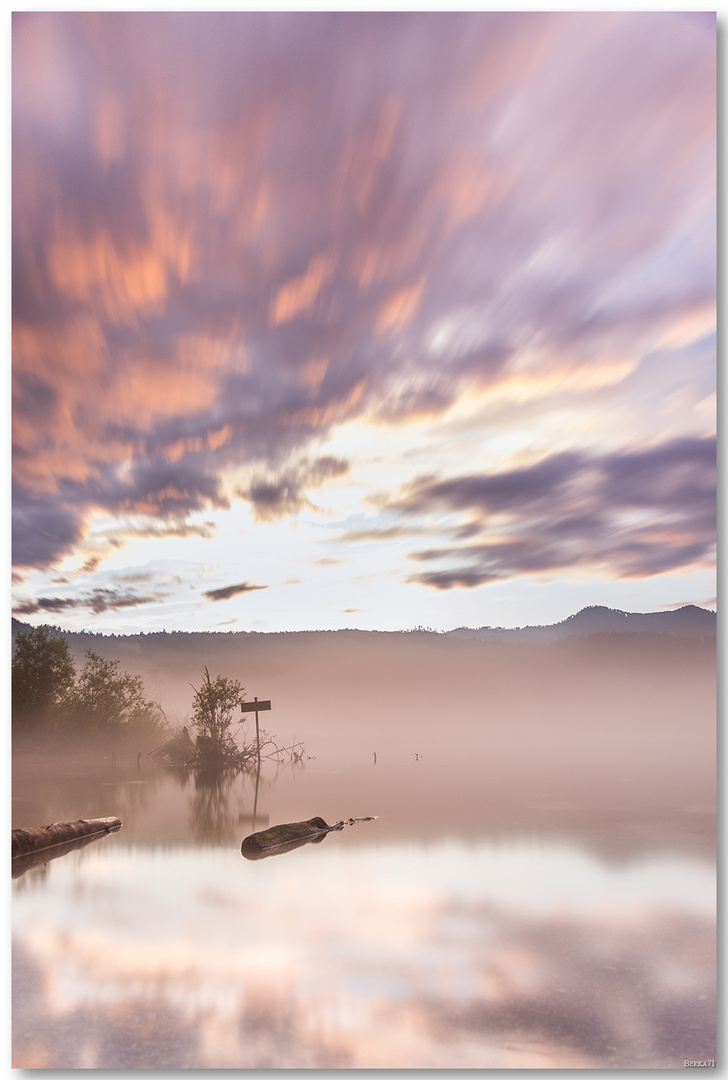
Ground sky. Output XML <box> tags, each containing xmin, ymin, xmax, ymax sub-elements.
<box><xmin>11</xmin><ymin>11</ymin><xmax>717</xmax><ymax>635</ymax></box>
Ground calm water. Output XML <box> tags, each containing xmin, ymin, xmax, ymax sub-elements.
<box><xmin>12</xmin><ymin>712</ymin><xmax>716</xmax><ymax>1069</ymax></box>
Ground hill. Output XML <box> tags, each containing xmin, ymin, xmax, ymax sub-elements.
<box><xmin>447</xmin><ymin>604</ymin><xmax>716</xmax><ymax>641</ymax></box>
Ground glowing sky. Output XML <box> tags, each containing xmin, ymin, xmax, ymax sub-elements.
<box><xmin>11</xmin><ymin>12</ymin><xmax>716</xmax><ymax>633</ymax></box>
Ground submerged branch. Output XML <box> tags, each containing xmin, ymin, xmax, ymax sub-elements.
<box><xmin>149</xmin><ymin>726</ymin><xmax>305</xmax><ymax>772</ymax></box>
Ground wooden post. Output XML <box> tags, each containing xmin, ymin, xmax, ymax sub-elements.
<box><xmin>240</xmin><ymin>697</ymin><xmax>271</xmax><ymax>772</ymax></box>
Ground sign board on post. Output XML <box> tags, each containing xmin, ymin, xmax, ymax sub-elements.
<box><xmin>241</xmin><ymin>697</ymin><xmax>271</xmax><ymax>770</ymax></box>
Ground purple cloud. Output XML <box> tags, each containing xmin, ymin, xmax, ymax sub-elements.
<box><xmin>242</xmin><ymin>456</ymin><xmax>349</xmax><ymax>520</ymax></box>
<box><xmin>203</xmin><ymin>582</ymin><xmax>268</xmax><ymax>602</ymax></box>
<box><xmin>398</xmin><ymin>437</ymin><xmax>715</xmax><ymax>588</ymax></box>
<box><xmin>13</xmin><ymin>588</ymin><xmax>163</xmax><ymax>616</ymax></box>
<box><xmin>12</xmin><ymin>12</ymin><xmax>715</xmax><ymax>572</ymax></box>
<box><xmin>12</xmin><ymin>484</ymin><xmax>84</xmax><ymax>569</ymax></box>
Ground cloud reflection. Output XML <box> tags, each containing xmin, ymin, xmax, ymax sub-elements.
<box><xmin>12</xmin><ymin>840</ymin><xmax>715</xmax><ymax>1068</ymax></box>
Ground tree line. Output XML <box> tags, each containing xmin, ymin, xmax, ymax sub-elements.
<box><xmin>12</xmin><ymin>625</ymin><xmax>304</xmax><ymax>768</ymax></box>
<box><xmin>12</xmin><ymin>625</ymin><xmax>166</xmax><ymax>742</ymax></box>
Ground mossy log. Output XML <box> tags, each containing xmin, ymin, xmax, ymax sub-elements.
<box><xmin>12</xmin><ymin>817</ymin><xmax>122</xmax><ymax>862</ymax></box>
<box><xmin>241</xmin><ymin>815</ymin><xmax>376</xmax><ymax>861</ymax></box>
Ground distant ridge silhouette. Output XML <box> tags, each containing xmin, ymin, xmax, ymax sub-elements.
<box><xmin>11</xmin><ymin>604</ymin><xmax>715</xmax><ymax>643</ymax></box>
<box><xmin>448</xmin><ymin>604</ymin><xmax>716</xmax><ymax>641</ymax></box>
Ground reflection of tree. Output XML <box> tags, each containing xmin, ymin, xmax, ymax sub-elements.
<box><xmin>187</xmin><ymin>760</ymin><xmax>305</xmax><ymax>844</ymax></box>
<box><xmin>164</xmin><ymin>763</ymin><xmax>193</xmax><ymax>791</ymax></box>
<box><xmin>189</xmin><ymin>767</ymin><xmax>239</xmax><ymax>844</ymax></box>
<box><xmin>187</xmin><ymin>764</ymin><xmax>272</xmax><ymax>844</ymax></box>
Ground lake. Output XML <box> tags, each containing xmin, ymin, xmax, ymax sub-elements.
<box><xmin>12</xmin><ymin>713</ymin><xmax>715</xmax><ymax>1069</ymax></box>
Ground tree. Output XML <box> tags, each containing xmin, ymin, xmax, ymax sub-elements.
<box><xmin>12</xmin><ymin>626</ymin><xmax>76</xmax><ymax>728</ymax></box>
<box><xmin>68</xmin><ymin>650</ymin><xmax>166</xmax><ymax>738</ymax></box>
<box><xmin>183</xmin><ymin>667</ymin><xmax>303</xmax><ymax>771</ymax></box>
<box><xmin>190</xmin><ymin>667</ymin><xmax>246</xmax><ymax>765</ymax></box>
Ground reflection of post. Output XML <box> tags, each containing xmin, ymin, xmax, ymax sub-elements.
<box><xmin>252</xmin><ymin>761</ymin><xmax>260</xmax><ymax>830</ymax></box>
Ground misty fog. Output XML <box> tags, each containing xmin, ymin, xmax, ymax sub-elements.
<box><xmin>14</xmin><ymin>628</ymin><xmax>715</xmax><ymax>859</ymax></box>
<box><xmin>13</xmin><ymin>625</ymin><xmax>716</xmax><ymax>1068</ymax></box>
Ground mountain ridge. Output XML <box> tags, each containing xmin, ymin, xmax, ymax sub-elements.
<box><xmin>11</xmin><ymin>604</ymin><xmax>715</xmax><ymax>643</ymax></box>
<box><xmin>447</xmin><ymin>603</ymin><xmax>716</xmax><ymax>641</ymax></box>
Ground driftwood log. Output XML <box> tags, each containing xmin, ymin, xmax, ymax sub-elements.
<box><xmin>12</xmin><ymin>817</ymin><xmax>122</xmax><ymax>862</ymax></box>
<box><xmin>12</xmin><ymin>828</ymin><xmax>121</xmax><ymax>879</ymax></box>
<box><xmin>241</xmin><ymin>815</ymin><xmax>376</xmax><ymax>861</ymax></box>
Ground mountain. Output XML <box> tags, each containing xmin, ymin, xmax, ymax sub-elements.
<box><xmin>447</xmin><ymin>604</ymin><xmax>716</xmax><ymax>642</ymax></box>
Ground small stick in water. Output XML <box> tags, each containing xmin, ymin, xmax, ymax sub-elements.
<box><xmin>328</xmin><ymin>816</ymin><xmax>378</xmax><ymax>831</ymax></box>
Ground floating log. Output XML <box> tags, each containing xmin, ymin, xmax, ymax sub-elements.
<box><xmin>12</xmin><ymin>828</ymin><xmax>121</xmax><ymax>879</ymax></box>
<box><xmin>241</xmin><ymin>815</ymin><xmax>376</xmax><ymax>861</ymax></box>
<box><xmin>12</xmin><ymin>817</ymin><xmax>122</xmax><ymax>862</ymax></box>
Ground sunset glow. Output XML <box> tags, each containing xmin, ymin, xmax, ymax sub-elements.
<box><xmin>12</xmin><ymin>12</ymin><xmax>716</xmax><ymax>633</ymax></box>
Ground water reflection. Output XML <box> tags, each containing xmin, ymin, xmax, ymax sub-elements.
<box><xmin>188</xmin><ymin>766</ymin><xmax>245</xmax><ymax>845</ymax></box>
<box><xmin>12</xmin><ymin>719</ymin><xmax>716</xmax><ymax>1068</ymax></box>
<box><xmin>180</xmin><ymin>764</ymin><xmax>293</xmax><ymax>843</ymax></box>
<box><xmin>12</xmin><ymin>837</ymin><xmax>715</xmax><ymax>1068</ymax></box>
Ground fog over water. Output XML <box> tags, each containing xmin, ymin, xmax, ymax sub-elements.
<box><xmin>37</xmin><ymin>626</ymin><xmax>715</xmax><ymax>848</ymax></box>
<box><xmin>12</xmin><ymin>626</ymin><xmax>716</xmax><ymax>1068</ymax></box>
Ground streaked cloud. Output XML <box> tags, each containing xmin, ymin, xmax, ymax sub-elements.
<box><xmin>13</xmin><ymin>587</ymin><xmax>163</xmax><ymax>616</ymax></box>
<box><xmin>12</xmin><ymin>483</ymin><xmax>85</xmax><ymax>570</ymax></box>
<box><xmin>242</xmin><ymin>456</ymin><xmax>349</xmax><ymax>521</ymax></box>
<box><xmin>395</xmin><ymin>436</ymin><xmax>715</xmax><ymax>588</ymax></box>
<box><xmin>11</xmin><ymin>12</ymin><xmax>715</xmax><ymax>629</ymax></box>
<box><xmin>203</xmin><ymin>582</ymin><xmax>268</xmax><ymax>602</ymax></box>
<box><xmin>339</xmin><ymin>525</ymin><xmax>419</xmax><ymax>543</ymax></box>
